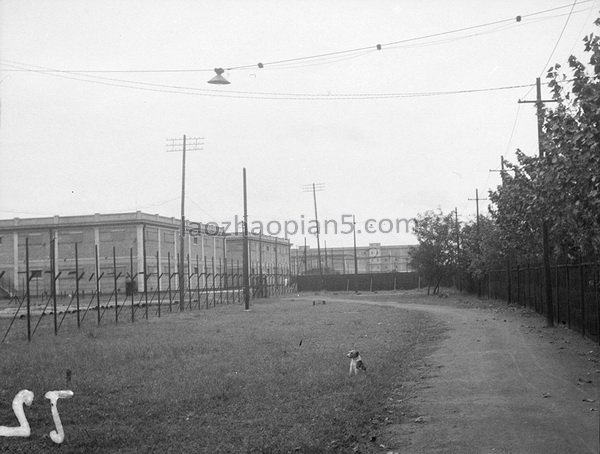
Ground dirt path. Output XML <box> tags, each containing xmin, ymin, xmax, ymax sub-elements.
<box><xmin>321</xmin><ymin>293</ymin><xmax>600</xmax><ymax>454</ymax></box>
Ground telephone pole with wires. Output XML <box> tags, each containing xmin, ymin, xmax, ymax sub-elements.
<box><xmin>518</xmin><ymin>77</ymin><xmax>558</xmax><ymax>327</ymax></box>
<box><xmin>490</xmin><ymin>156</ymin><xmax>512</xmax><ymax>303</ymax></box>
<box><xmin>302</xmin><ymin>183</ymin><xmax>325</xmax><ymax>287</ymax></box>
<box><xmin>468</xmin><ymin>189</ymin><xmax>488</xmax><ymax>297</ymax></box>
<box><xmin>167</xmin><ymin>135</ymin><xmax>204</xmax><ymax>311</ymax></box>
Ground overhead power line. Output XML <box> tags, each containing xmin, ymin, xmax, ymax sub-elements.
<box><xmin>0</xmin><ymin>0</ymin><xmax>592</xmax><ymax>74</ymax></box>
<box><xmin>0</xmin><ymin>59</ymin><xmax>537</xmax><ymax>100</ymax></box>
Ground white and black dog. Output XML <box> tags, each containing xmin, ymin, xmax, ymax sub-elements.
<box><xmin>346</xmin><ymin>350</ymin><xmax>367</xmax><ymax>376</ymax></box>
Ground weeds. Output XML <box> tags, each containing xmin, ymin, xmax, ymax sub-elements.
<box><xmin>0</xmin><ymin>296</ymin><xmax>445</xmax><ymax>453</ymax></box>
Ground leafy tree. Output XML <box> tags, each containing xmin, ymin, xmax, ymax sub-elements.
<box><xmin>409</xmin><ymin>210</ymin><xmax>457</xmax><ymax>294</ymax></box>
<box><xmin>490</xmin><ymin>17</ymin><xmax>600</xmax><ymax>262</ymax></box>
<box><xmin>460</xmin><ymin>215</ymin><xmax>505</xmax><ymax>279</ymax></box>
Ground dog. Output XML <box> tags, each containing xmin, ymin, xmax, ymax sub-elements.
<box><xmin>346</xmin><ymin>350</ymin><xmax>367</xmax><ymax>376</ymax></box>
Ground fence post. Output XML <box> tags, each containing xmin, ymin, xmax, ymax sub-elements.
<box><xmin>506</xmin><ymin>257</ymin><xmax>512</xmax><ymax>304</ymax></box>
<box><xmin>143</xmin><ymin>232</ymin><xmax>149</xmax><ymax>320</ymax></box>
<box><xmin>51</xmin><ymin>234</ymin><xmax>59</xmax><ymax>335</ymax></box>
<box><xmin>579</xmin><ymin>256</ymin><xmax>585</xmax><ymax>337</ymax></box>
<box><xmin>196</xmin><ymin>255</ymin><xmax>201</xmax><ymax>309</ymax></box>
<box><xmin>516</xmin><ymin>265</ymin><xmax>520</xmax><ymax>305</ymax></box>
<box><xmin>95</xmin><ymin>245</ymin><xmax>101</xmax><ymax>327</ymax></box>
<box><xmin>156</xmin><ymin>251</ymin><xmax>161</xmax><ymax>318</ymax></box>
<box><xmin>130</xmin><ymin>248</ymin><xmax>135</xmax><ymax>323</ymax></box>
<box><xmin>167</xmin><ymin>252</ymin><xmax>172</xmax><ymax>312</ymax></box>
<box><xmin>114</xmin><ymin>246</ymin><xmax>119</xmax><ymax>324</ymax></box>
<box><xmin>211</xmin><ymin>256</ymin><xmax>216</xmax><ymax>307</ymax></box>
<box><xmin>187</xmin><ymin>254</ymin><xmax>193</xmax><ymax>310</ymax></box>
<box><xmin>566</xmin><ymin>265</ymin><xmax>571</xmax><ymax>329</ymax></box>
<box><xmin>25</xmin><ymin>238</ymin><xmax>31</xmax><ymax>342</ymax></box>
<box><xmin>219</xmin><ymin>257</ymin><xmax>223</xmax><ymax>305</ymax></box>
<box><xmin>555</xmin><ymin>264</ymin><xmax>560</xmax><ymax>325</ymax></box>
<box><xmin>527</xmin><ymin>263</ymin><xmax>531</xmax><ymax>309</ymax></box>
<box><xmin>595</xmin><ymin>261</ymin><xmax>599</xmax><ymax>345</ymax></box>
<box><xmin>75</xmin><ymin>242</ymin><xmax>81</xmax><ymax>329</ymax></box>
<box><xmin>205</xmin><ymin>256</ymin><xmax>210</xmax><ymax>309</ymax></box>
<box><xmin>224</xmin><ymin>257</ymin><xmax>229</xmax><ymax>304</ymax></box>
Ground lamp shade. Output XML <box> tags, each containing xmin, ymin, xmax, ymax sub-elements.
<box><xmin>208</xmin><ymin>68</ymin><xmax>230</xmax><ymax>85</ymax></box>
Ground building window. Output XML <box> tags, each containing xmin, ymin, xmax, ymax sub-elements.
<box><xmin>193</xmin><ymin>237</ymin><xmax>198</xmax><ymax>244</ymax></box>
<box><xmin>0</xmin><ymin>236</ymin><xmax>2</xmax><ymax>245</ymax></box>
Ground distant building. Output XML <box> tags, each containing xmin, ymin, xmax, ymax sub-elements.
<box><xmin>226</xmin><ymin>233</ymin><xmax>291</xmax><ymax>274</ymax></box>
<box><xmin>0</xmin><ymin>212</ymin><xmax>289</xmax><ymax>297</ymax></box>
<box><xmin>293</xmin><ymin>243</ymin><xmax>415</xmax><ymax>275</ymax></box>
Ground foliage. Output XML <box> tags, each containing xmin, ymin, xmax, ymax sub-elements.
<box><xmin>490</xmin><ymin>18</ymin><xmax>600</xmax><ymax>262</ymax></box>
<box><xmin>409</xmin><ymin>210</ymin><xmax>457</xmax><ymax>294</ymax></box>
<box><xmin>459</xmin><ymin>216</ymin><xmax>505</xmax><ymax>279</ymax></box>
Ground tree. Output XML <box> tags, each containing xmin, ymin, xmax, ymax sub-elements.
<box><xmin>489</xmin><ymin>17</ymin><xmax>600</xmax><ymax>262</ymax></box>
<box><xmin>409</xmin><ymin>210</ymin><xmax>456</xmax><ymax>294</ymax></box>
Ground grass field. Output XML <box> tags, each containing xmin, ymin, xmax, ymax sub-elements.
<box><xmin>0</xmin><ymin>293</ymin><xmax>446</xmax><ymax>453</ymax></box>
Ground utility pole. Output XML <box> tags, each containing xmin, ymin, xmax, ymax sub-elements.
<box><xmin>303</xmin><ymin>237</ymin><xmax>308</xmax><ymax>275</ymax></box>
<box><xmin>242</xmin><ymin>168</ymin><xmax>250</xmax><ymax>310</ymax></box>
<box><xmin>468</xmin><ymin>189</ymin><xmax>488</xmax><ymax>297</ymax></box>
<box><xmin>491</xmin><ymin>156</ymin><xmax>512</xmax><ymax>304</ymax></box>
<box><xmin>519</xmin><ymin>77</ymin><xmax>557</xmax><ymax>327</ymax></box>
<box><xmin>258</xmin><ymin>229</ymin><xmax>263</xmax><ymax>298</ymax></box>
<box><xmin>468</xmin><ymin>189</ymin><xmax>488</xmax><ymax>235</ymax></box>
<box><xmin>302</xmin><ymin>183</ymin><xmax>325</xmax><ymax>285</ymax></box>
<box><xmin>353</xmin><ymin>215</ymin><xmax>358</xmax><ymax>275</ymax></box>
<box><xmin>167</xmin><ymin>135</ymin><xmax>203</xmax><ymax>311</ymax></box>
<box><xmin>455</xmin><ymin>208</ymin><xmax>462</xmax><ymax>292</ymax></box>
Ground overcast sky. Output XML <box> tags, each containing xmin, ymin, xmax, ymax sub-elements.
<box><xmin>1</xmin><ymin>0</ymin><xmax>598</xmax><ymax>248</ymax></box>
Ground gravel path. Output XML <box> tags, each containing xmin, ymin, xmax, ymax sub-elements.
<box><xmin>323</xmin><ymin>293</ymin><xmax>600</xmax><ymax>454</ymax></box>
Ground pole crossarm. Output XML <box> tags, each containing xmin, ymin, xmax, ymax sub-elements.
<box><xmin>166</xmin><ymin>137</ymin><xmax>204</xmax><ymax>152</ymax></box>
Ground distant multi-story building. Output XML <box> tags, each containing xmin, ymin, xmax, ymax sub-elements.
<box><xmin>0</xmin><ymin>212</ymin><xmax>289</xmax><ymax>297</ymax></box>
<box><xmin>293</xmin><ymin>243</ymin><xmax>415</xmax><ymax>275</ymax></box>
<box><xmin>226</xmin><ymin>233</ymin><xmax>291</xmax><ymax>274</ymax></box>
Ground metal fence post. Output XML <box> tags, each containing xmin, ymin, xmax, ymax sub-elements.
<box><xmin>579</xmin><ymin>256</ymin><xmax>585</xmax><ymax>337</ymax></box>
<box><xmin>113</xmin><ymin>246</ymin><xmax>119</xmax><ymax>324</ymax></box>
<box><xmin>157</xmin><ymin>251</ymin><xmax>162</xmax><ymax>318</ymax></box>
<box><xmin>95</xmin><ymin>245</ymin><xmax>101</xmax><ymax>326</ymax></box>
<box><xmin>25</xmin><ymin>238</ymin><xmax>31</xmax><ymax>342</ymax></box>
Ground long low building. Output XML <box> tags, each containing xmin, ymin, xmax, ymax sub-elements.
<box><xmin>293</xmin><ymin>242</ymin><xmax>415</xmax><ymax>275</ymax></box>
<box><xmin>0</xmin><ymin>212</ymin><xmax>290</xmax><ymax>297</ymax></box>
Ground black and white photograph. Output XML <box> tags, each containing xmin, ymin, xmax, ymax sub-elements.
<box><xmin>1</xmin><ymin>1</ymin><xmax>599</xmax><ymax>452</ymax></box>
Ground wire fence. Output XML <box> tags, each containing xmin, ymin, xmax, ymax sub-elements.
<box><xmin>487</xmin><ymin>261</ymin><xmax>600</xmax><ymax>343</ymax></box>
<box><xmin>0</xmin><ymin>242</ymin><xmax>296</xmax><ymax>345</ymax></box>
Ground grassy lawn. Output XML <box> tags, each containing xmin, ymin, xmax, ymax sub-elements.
<box><xmin>0</xmin><ymin>293</ymin><xmax>446</xmax><ymax>453</ymax></box>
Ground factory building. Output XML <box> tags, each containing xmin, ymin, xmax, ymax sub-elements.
<box><xmin>0</xmin><ymin>212</ymin><xmax>289</xmax><ymax>298</ymax></box>
<box><xmin>293</xmin><ymin>243</ymin><xmax>414</xmax><ymax>275</ymax></box>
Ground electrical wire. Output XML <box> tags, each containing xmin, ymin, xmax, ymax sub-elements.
<box><xmin>0</xmin><ymin>1</ymin><xmax>592</xmax><ymax>75</ymax></box>
<box><xmin>504</xmin><ymin>103</ymin><xmax>523</xmax><ymax>157</ymax></box>
<box><xmin>538</xmin><ymin>0</ymin><xmax>579</xmax><ymax>77</ymax></box>
<box><xmin>0</xmin><ymin>1</ymin><xmax>592</xmax><ymax>101</ymax></box>
<box><xmin>0</xmin><ymin>59</ymin><xmax>536</xmax><ymax>100</ymax></box>
<box><xmin>521</xmin><ymin>0</ymin><xmax>580</xmax><ymax>99</ymax></box>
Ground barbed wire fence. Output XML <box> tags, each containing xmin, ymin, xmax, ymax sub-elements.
<box><xmin>0</xmin><ymin>242</ymin><xmax>296</xmax><ymax>345</ymax></box>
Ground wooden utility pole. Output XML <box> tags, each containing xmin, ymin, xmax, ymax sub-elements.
<box><xmin>303</xmin><ymin>237</ymin><xmax>308</xmax><ymax>275</ymax></box>
<box><xmin>302</xmin><ymin>183</ymin><xmax>325</xmax><ymax>285</ymax></box>
<box><xmin>468</xmin><ymin>190</ymin><xmax>488</xmax><ymax>297</ymax></box>
<box><xmin>519</xmin><ymin>78</ymin><xmax>556</xmax><ymax>327</ymax></box>
<box><xmin>490</xmin><ymin>156</ymin><xmax>512</xmax><ymax>302</ymax></box>
<box><xmin>242</xmin><ymin>168</ymin><xmax>250</xmax><ymax>310</ymax></box>
<box><xmin>167</xmin><ymin>135</ymin><xmax>203</xmax><ymax>311</ymax></box>
<box><xmin>352</xmin><ymin>215</ymin><xmax>358</xmax><ymax>275</ymax></box>
<box><xmin>455</xmin><ymin>208</ymin><xmax>462</xmax><ymax>292</ymax></box>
